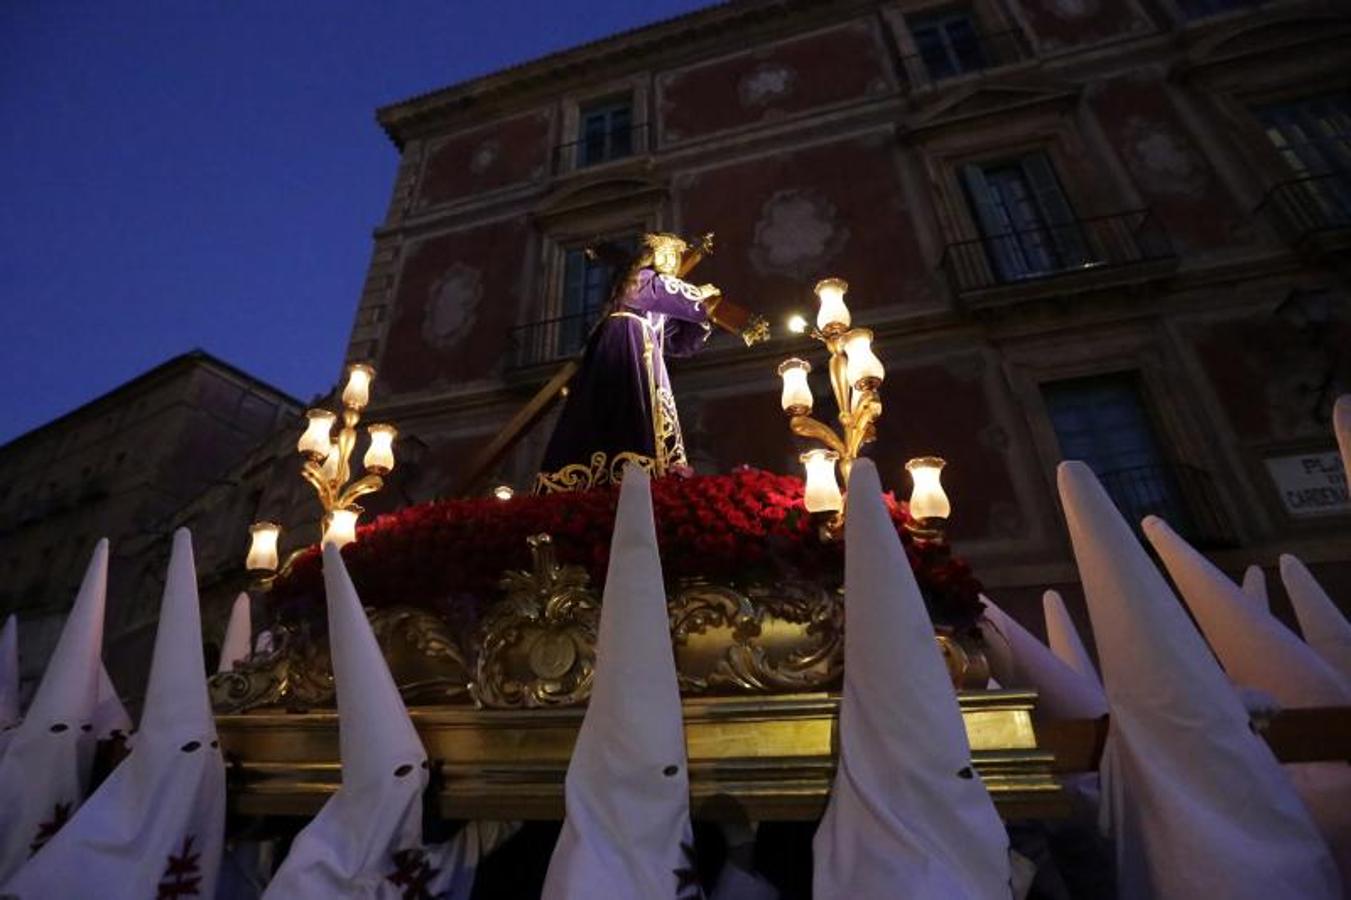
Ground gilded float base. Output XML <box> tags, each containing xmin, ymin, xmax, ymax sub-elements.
<box><xmin>216</xmin><ymin>689</ymin><xmax>1062</xmax><ymax>822</ymax></box>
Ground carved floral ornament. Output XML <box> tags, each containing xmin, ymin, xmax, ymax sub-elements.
<box><xmin>211</xmin><ymin>532</ymin><xmax>988</xmax><ymax>714</ymax></box>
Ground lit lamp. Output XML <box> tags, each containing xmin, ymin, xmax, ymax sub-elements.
<box><xmin>787</xmin><ymin>314</ymin><xmax>809</xmax><ymax>335</ymax></box>
<box><xmin>324</xmin><ymin>508</ymin><xmax>359</xmax><ymax>549</ymax></box>
<box><xmin>801</xmin><ymin>449</ymin><xmax>844</xmax><ymax>514</ymax></box>
<box><xmin>342</xmin><ymin>363</ymin><xmax>375</xmax><ymax>410</ymax></box>
<box><xmin>906</xmin><ymin>456</ymin><xmax>951</xmax><ymax>539</ymax></box>
<box><xmin>298</xmin><ymin>410</ymin><xmax>336</xmax><ymax>460</ymax></box>
<box><xmin>246</xmin><ymin>522</ymin><xmax>281</xmax><ymax>574</ymax></box>
<box><xmin>814</xmin><ymin>278</ymin><xmax>851</xmax><ymax>337</ymax></box>
<box><xmin>842</xmin><ymin>328</ymin><xmax>884</xmax><ymax>390</ymax></box>
<box><xmin>493</xmin><ymin>484</ymin><xmax>515</xmax><ymax>501</ymax></box>
<box><xmin>777</xmin><ymin>358</ymin><xmax>814</xmax><ymax>416</ymax></box>
<box><xmin>363</xmin><ymin>424</ymin><xmax>397</xmax><ymax>475</ymax></box>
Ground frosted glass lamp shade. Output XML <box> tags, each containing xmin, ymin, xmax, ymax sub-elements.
<box><xmin>906</xmin><ymin>456</ymin><xmax>951</xmax><ymax>521</ymax></box>
<box><xmin>493</xmin><ymin>484</ymin><xmax>515</xmax><ymax>501</ymax></box>
<box><xmin>842</xmin><ymin>328</ymin><xmax>884</xmax><ymax>390</ymax></box>
<box><xmin>320</xmin><ymin>449</ymin><xmax>340</xmax><ymax>483</ymax></box>
<box><xmin>363</xmin><ymin>424</ymin><xmax>397</xmax><ymax>474</ymax></box>
<box><xmin>342</xmin><ymin>363</ymin><xmax>375</xmax><ymax>409</ymax></box>
<box><xmin>787</xmin><ymin>314</ymin><xmax>808</xmax><ymax>335</ymax></box>
<box><xmin>777</xmin><ymin>358</ymin><xmax>814</xmax><ymax>415</ymax></box>
<box><xmin>324</xmin><ymin>509</ymin><xmax>359</xmax><ymax>549</ymax></box>
<box><xmin>801</xmin><ymin>449</ymin><xmax>843</xmax><ymax>513</ymax></box>
<box><xmin>246</xmin><ymin>522</ymin><xmax>281</xmax><ymax>573</ymax></box>
<box><xmin>814</xmin><ymin>278</ymin><xmax>851</xmax><ymax>336</ymax></box>
<box><xmin>298</xmin><ymin>409</ymin><xmax>336</xmax><ymax>458</ymax></box>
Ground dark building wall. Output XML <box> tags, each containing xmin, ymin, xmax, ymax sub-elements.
<box><xmin>325</xmin><ymin>0</ymin><xmax>1351</xmax><ymax>655</ymax></box>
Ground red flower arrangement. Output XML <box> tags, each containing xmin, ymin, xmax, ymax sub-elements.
<box><xmin>272</xmin><ymin>467</ymin><xmax>984</xmax><ymax>627</ymax></box>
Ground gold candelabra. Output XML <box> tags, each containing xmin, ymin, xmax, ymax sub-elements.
<box><xmin>777</xmin><ymin>278</ymin><xmax>885</xmax><ymax>538</ymax></box>
<box><xmin>778</xmin><ymin>279</ymin><xmax>952</xmax><ymax>540</ymax></box>
<box><xmin>246</xmin><ymin>362</ymin><xmax>397</xmax><ymax>579</ymax></box>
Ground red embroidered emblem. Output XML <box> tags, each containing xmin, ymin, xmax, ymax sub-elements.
<box><xmin>29</xmin><ymin>802</ymin><xmax>71</xmax><ymax>856</ymax></box>
<box><xmin>157</xmin><ymin>835</ymin><xmax>202</xmax><ymax>898</ymax></box>
<box><xmin>387</xmin><ymin>847</ymin><xmax>442</xmax><ymax>899</ymax></box>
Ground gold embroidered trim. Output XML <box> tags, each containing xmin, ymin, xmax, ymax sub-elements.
<box><xmin>533</xmin><ymin>451</ymin><xmax>658</xmax><ymax>494</ymax></box>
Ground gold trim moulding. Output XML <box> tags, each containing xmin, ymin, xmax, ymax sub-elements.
<box><xmin>217</xmin><ymin>689</ymin><xmax>1063</xmax><ymax>822</ymax></box>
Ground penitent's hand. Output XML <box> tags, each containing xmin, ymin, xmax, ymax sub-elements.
<box><xmin>697</xmin><ymin>283</ymin><xmax>721</xmax><ymax>300</ymax></box>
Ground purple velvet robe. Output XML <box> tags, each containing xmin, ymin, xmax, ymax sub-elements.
<box><xmin>535</xmin><ymin>268</ymin><xmax>711</xmax><ymax>492</ymax></box>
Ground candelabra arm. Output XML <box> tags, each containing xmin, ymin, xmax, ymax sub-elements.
<box><xmin>827</xmin><ymin>346</ymin><xmax>851</xmax><ymax>420</ymax></box>
<box><xmin>300</xmin><ymin>459</ymin><xmax>337</xmax><ymax>511</ymax></box>
<box><xmin>335</xmin><ymin>420</ymin><xmax>359</xmax><ymax>488</ymax></box>
<box><xmin>790</xmin><ymin>415</ymin><xmax>847</xmax><ymax>456</ymax></box>
<box><xmin>335</xmin><ymin>473</ymin><xmax>385</xmax><ymax>511</ymax></box>
<box><xmin>844</xmin><ymin>391</ymin><xmax>883</xmax><ymax>461</ymax></box>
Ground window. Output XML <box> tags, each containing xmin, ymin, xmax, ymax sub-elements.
<box><xmin>578</xmin><ymin>97</ymin><xmax>634</xmax><ymax>167</ymax></box>
<box><xmin>961</xmin><ymin>152</ymin><xmax>1093</xmax><ymax>282</ymax></box>
<box><xmin>1258</xmin><ymin>93</ymin><xmax>1351</xmax><ymax>224</ymax></box>
<box><xmin>517</xmin><ymin>235</ymin><xmax>638</xmax><ymax>366</ymax></box>
<box><xmin>909</xmin><ymin>9</ymin><xmax>986</xmax><ymax>80</ymax></box>
<box><xmin>1042</xmin><ymin>374</ymin><xmax>1192</xmax><ymax>534</ymax></box>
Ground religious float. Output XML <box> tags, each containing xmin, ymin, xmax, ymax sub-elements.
<box><xmin>211</xmin><ymin>234</ymin><xmax>1345</xmax><ymax>836</ymax></box>
<box><xmin>213</xmin><ymin>235</ymin><xmax>1067</xmax><ymax>827</ymax></box>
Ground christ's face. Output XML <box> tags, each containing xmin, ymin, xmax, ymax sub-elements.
<box><xmin>652</xmin><ymin>246</ymin><xmax>681</xmax><ymax>275</ymax></box>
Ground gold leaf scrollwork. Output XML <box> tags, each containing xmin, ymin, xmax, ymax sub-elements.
<box><xmin>208</xmin><ymin>607</ymin><xmax>471</xmax><ymax>713</ymax></box>
<box><xmin>471</xmin><ymin>534</ymin><xmax>600</xmax><ymax>708</ymax></box>
<box><xmin>669</xmin><ymin>581</ymin><xmax>845</xmax><ymax>693</ymax></box>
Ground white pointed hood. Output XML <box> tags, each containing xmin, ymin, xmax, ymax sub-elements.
<box><xmin>1143</xmin><ymin>516</ymin><xmax>1348</xmax><ymax>707</ymax></box>
<box><xmin>0</xmin><ymin>539</ymin><xmax>108</xmax><ymax>883</ymax></box>
<box><xmin>218</xmin><ymin>592</ymin><xmax>253</xmax><ymax>673</ymax></box>
<box><xmin>0</xmin><ymin>614</ymin><xmax>17</xmax><ymax>729</ymax></box>
<box><xmin>813</xmin><ymin>459</ymin><xmax>1010</xmax><ymax>899</ymax></box>
<box><xmin>2</xmin><ymin>528</ymin><xmax>226</xmax><ymax>900</ymax></box>
<box><xmin>1241</xmin><ymin>565</ymin><xmax>1271</xmax><ymax>613</ymax></box>
<box><xmin>1058</xmin><ymin>462</ymin><xmax>1338</xmax><ymax>900</ymax></box>
<box><xmin>1042</xmin><ymin>589</ymin><xmax>1101</xmax><ymax>685</ymax></box>
<box><xmin>1335</xmin><ymin>394</ymin><xmax>1351</xmax><ymax>487</ymax></box>
<box><xmin>980</xmin><ymin>596</ymin><xmax>1107</xmax><ymax>719</ymax></box>
<box><xmin>544</xmin><ymin>467</ymin><xmax>698</xmax><ymax>900</ymax></box>
<box><xmin>92</xmin><ymin>664</ymin><xmax>132</xmax><ymax>741</ymax></box>
<box><xmin>1279</xmin><ymin>554</ymin><xmax>1351</xmax><ymax>685</ymax></box>
<box><xmin>264</xmin><ymin>543</ymin><xmax>516</xmax><ymax>899</ymax></box>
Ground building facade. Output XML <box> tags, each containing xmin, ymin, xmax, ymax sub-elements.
<box><xmin>323</xmin><ymin>0</ymin><xmax>1351</xmax><ymax>633</ymax></box>
<box><xmin>0</xmin><ymin>351</ymin><xmax>301</xmax><ymax>695</ymax></box>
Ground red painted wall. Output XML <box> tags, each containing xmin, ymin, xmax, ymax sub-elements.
<box><xmin>1011</xmin><ymin>0</ymin><xmax>1152</xmax><ymax>53</ymax></box>
<box><xmin>416</xmin><ymin>110</ymin><xmax>552</xmax><ymax>208</ymax></box>
<box><xmin>676</xmin><ymin>134</ymin><xmax>937</xmax><ymax>326</ymax></box>
<box><xmin>658</xmin><ymin>20</ymin><xmax>892</xmax><ymax>144</ymax></box>
<box><xmin>379</xmin><ymin>217</ymin><xmax>531</xmax><ymax>393</ymax></box>
<box><xmin>1089</xmin><ymin>74</ymin><xmax>1251</xmax><ymax>254</ymax></box>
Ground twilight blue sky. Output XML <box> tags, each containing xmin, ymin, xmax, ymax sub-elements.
<box><xmin>0</xmin><ymin>1</ymin><xmax>715</xmax><ymax>444</ymax></box>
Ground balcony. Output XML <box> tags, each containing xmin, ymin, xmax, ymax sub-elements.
<box><xmin>1255</xmin><ymin>171</ymin><xmax>1351</xmax><ymax>250</ymax></box>
<box><xmin>552</xmin><ymin>122</ymin><xmax>650</xmax><ymax>175</ymax></box>
<box><xmin>940</xmin><ymin>210</ymin><xmax>1176</xmax><ymax>306</ymax></box>
<box><xmin>899</xmin><ymin>29</ymin><xmax>1026</xmax><ymax>88</ymax></box>
<box><xmin>1098</xmin><ymin>463</ymin><xmax>1238</xmax><ymax>550</ymax></box>
<box><xmin>509</xmin><ymin>310</ymin><xmax>599</xmax><ymax>370</ymax></box>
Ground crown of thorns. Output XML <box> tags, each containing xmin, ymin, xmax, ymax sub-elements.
<box><xmin>642</xmin><ymin>233</ymin><xmax>687</xmax><ymax>254</ymax></box>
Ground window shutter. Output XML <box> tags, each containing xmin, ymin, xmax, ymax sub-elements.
<box><xmin>1022</xmin><ymin>153</ymin><xmax>1090</xmax><ymax>267</ymax></box>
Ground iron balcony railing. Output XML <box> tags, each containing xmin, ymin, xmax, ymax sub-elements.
<box><xmin>1255</xmin><ymin>171</ymin><xmax>1351</xmax><ymax>244</ymax></box>
<box><xmin>940</xmin><ymin>210</ymin><xmax>1174</xmax><ymax>295</ymax></box>
<box><xmin>1098</xmin><ymin>463</ymin><xmax>1237</xmax><ymax>550</ymax></box>
<box><xmin>552</xmin><ymin>122</ymin><xmax>650</xmax><ymax>174</ymax></box>
<box><xmin>899</xmin><ymin>28</ymin><xmax>1026</xmax><ymax>86</ymax></box>
<box><xmin>509</xmin><ymin>310</ymin><xmax>601</xmax><ymax>369</ymax></box>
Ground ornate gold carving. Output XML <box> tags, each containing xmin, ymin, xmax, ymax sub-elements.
<box><xmin>655</xmin><ymin>385</ymin><xmax>687</xmax><ymax>471</ymax></box>
<box><xmin>532</xmin><ymin>450</ymin><xmax>657</xmax><ymax>494</ymax></box>
<box><xmin>670</xmin><ymin>581</ymin><xmax>844</xmax><ymax>693</ymax></box>
<box><xmin>471</xmin><ymin>534</ymin><xmax>599</xmax><ymax>708</ymax></box>
<box><xmin>208</xmin><ymin>606</ymin><xmax>471</xmax><ymax>714</ymax></box>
